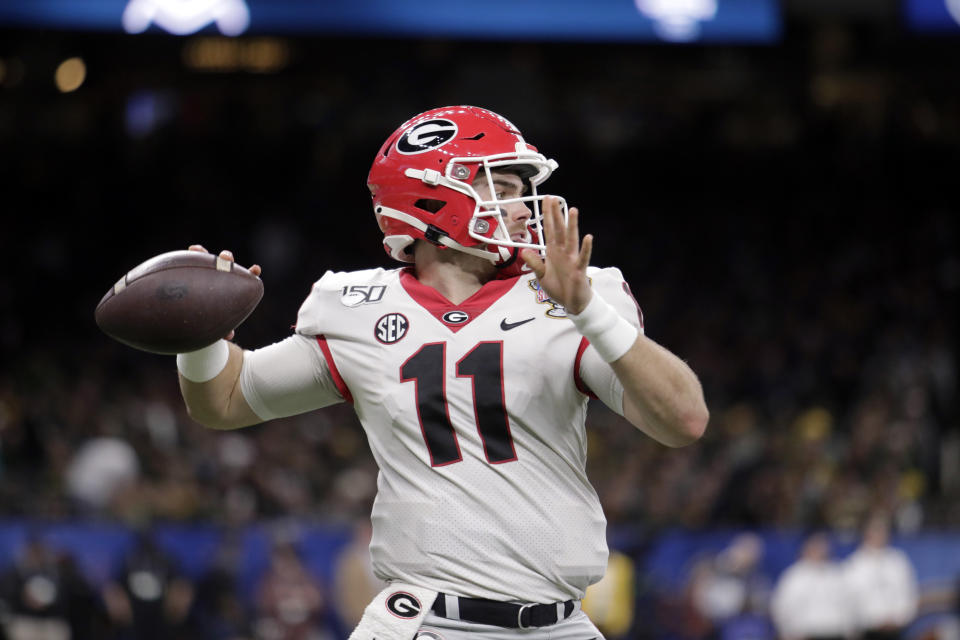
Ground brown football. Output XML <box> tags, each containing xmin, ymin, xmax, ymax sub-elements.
<box><xmin>95</xmin><ymin>250</ymin><xmax>264</xmax><ymax>354</ymax></box>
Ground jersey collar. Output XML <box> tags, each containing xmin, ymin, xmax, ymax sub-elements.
<box><xmin>399</xmin><ymin>268</ymin><xmax>520</xmax><ymax>333</ymax></box>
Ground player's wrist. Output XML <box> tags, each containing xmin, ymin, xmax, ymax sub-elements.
<box><xmin>567</xmin><ymin>292</ymin><xmax>638</xmax><ymax>363</ymax></box>
<box><xmin>176</xmin><ymin>339</ymin><xmax>230</xmax><ymax>382</ymax></box>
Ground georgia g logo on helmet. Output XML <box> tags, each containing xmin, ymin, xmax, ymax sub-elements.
<box><xmin>396</xmin><ymin>119</ymin><xmax>458</xmax><ymax>155</ymax></box>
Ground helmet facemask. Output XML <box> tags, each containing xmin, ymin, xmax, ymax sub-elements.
<box><xmin>447</xmin><ymin>149</ymin><xmax>568</xmax><ymax>265</ymax></box>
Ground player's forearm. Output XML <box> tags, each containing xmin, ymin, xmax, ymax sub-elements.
<box><xmin>178</xmin><ymin>342</ymin><xmax>261</xmax><ymax>429</ymax></box>
<box><xmin>612</xmin><ymin>335</ymin><xmax>708</xmax><ymax>447</ymax></box>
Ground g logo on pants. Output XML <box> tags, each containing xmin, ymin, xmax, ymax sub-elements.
<box><xmin>386</xmin><ymin>591</ymin><xmax>422</xmax><ymax>618</ymax></box>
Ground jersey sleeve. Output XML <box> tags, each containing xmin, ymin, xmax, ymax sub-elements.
<box><xmin>240</xmin><ymin>333</ymin><xmax>344</xmax><ymax>421</ymax></box>
<box><xmin>576</xmin><ymin>266</ymin><xmax>645</xmax><ymax>416</ymax></box>
<box><xmin>579</xmin><ymin>347</ymin><xmax>625</xmax><ymax>415</ymax></box>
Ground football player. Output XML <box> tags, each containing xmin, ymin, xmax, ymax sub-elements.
<box><xmin>177</xmin><ymin>106</ymin><xmax>709</xmax><ymax>639</ymax></box>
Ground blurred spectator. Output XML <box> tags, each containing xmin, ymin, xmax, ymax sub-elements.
<box><xmin>843</xmin><ymin>513</ymin><xmax>919</xmax><ymax>640</ymax></box>
<box><xmin>64</xmin><ymin>438</ymin><xmax>139</xmax><ymax>514</ymax></box>
<box><xmin>0</xmin><ymin>537</ymin><xmax>99</xmax><ymax>640</ymax></box>
<box><xmin>187</xmin><ymin>533</ymin><xmax>253</xmax><ymax>640</ymax></box>
<box><xmin>254</xmin><ymin>542</ymin><xmax>331</xmax><ymax>640</ymax></box>
<box><xmin>689</xmin><ymin>533</ymin><xmax>772</xmax><ymax>640</ymax></box>
<box><xmin>101</xmin><ymin>532</ymin><xmax>194</xmax><ymax>640</ymax></box>
<box><xmin>770</xmin><ymin>533</ymin><xmax>854</xmax><ymax>640</ymax></box>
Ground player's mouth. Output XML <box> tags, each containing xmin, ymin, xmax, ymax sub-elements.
<box><xmin>510</xmin><ymin>229</ymin><xmax>530</xmax><ymax>243</ymax></box>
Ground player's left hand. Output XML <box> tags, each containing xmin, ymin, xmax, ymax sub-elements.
<box><xmin>521</xmin><ymin>197</ymin><xmax>594</xmax><ymax>315</ymax></box>
<box><xmin>188</xmin><ymin>244</ymin><xmax>262</xmax><ymax>341</ymax></box>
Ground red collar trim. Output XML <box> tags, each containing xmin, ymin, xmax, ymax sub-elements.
<box><xmin>399</xmin><ymin>268</ymin><xmax>519</xmax><ymax>332</ymax></box>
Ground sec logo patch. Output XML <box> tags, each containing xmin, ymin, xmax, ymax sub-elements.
<box><xmin>386</xmin><ymin>591</ymin><xmax>422</xmax><ymax>618</ymax></box>
<box><xmin>375</xmin><ymin>313</ymin><xmax>409</xmax><ymax>344</ymax></box>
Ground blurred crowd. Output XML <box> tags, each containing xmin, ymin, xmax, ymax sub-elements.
<box><xmin>643</xmin><ymin>515</ymin><xmax>947</xmax><ymax>640</ymax></box>
<box><xmin>586</xmin><ymin>203</ymin><xmax>957</xmax><ymax>533</ymax></box>
<box><xmin>0</xmin><ymin>20</ymin><xmax>958</xmax><ymax>640</ymax></box>
<box><xmin>3</xmin><ymin>510</ymin><xmax>957</xmax><ymax>640</ymax></box>
<box><xmin>0</xmin><ymin>528</ymin><xmax>355</xmax><ymax>640</ymax></box>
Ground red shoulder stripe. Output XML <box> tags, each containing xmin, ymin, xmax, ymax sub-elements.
<box><xmin>316</xmin><ymin>335</ymin><xmax>353</xmax><ymax>404</ymax></box>
<box><xmin>574</xmin><ymin>337</ymin><xmax>598</xmax><ymax>399</ymax></box>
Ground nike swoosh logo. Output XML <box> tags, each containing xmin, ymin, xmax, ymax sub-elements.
<box><xmin>500</xmin><ymin>317</ymin><xmax>535</xmax><ymax>331</ymax></box>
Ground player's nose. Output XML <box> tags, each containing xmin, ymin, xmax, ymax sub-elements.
<box><xmin>506</xmin><ymin>200</ymin><xmax>532</xmax><ymax>223</ymax></box>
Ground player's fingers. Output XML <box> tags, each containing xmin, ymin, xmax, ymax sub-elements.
<box><xmin>566</xmin><ymin>207</ymin><xmax>581</xmax><ymax>253</ymax></box>
<box><xmin>553</xmin><ymin>198</ymin><xmax>568</xmax><ymax>250</ymax></box>
<box><xmin>578</xmin><ymin>234</ymin><xmax>593</xmax><ymax>271</ymax></box>
<box><xmin>188</xmin><ymin>244</ymin><xmax>208</xmax><ymax>253</ymax></box>
<box><xmin>250</xmin><ymin>264</ymin><xmax>262</xmax><ymax>277</ymax></box>
<box><xmin>553</xmin><ymin>198</ymin><xmax>570</xmax><ymax>249</ymax></box>
<box><xmin>219</xmin><ymin>250</ymin><xmax>235</xmax><ymax>262</ymax></box>
<box><xmin>542</xmin><ymin>198</ymin><xmax>559</xmax><ymax>249</ymax></box>
<box><xmin>225</xmin><ymin>329</ymin><xmax>235</xmax><ymax>341</ymax></box>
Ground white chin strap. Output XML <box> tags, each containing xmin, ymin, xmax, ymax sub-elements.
<box><xmin>378</xmin><ymin>205</ymin><xmax>502</xmax><ymax>263</ymax></box>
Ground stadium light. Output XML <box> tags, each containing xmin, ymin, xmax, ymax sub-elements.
<box><xmin>948</xmin><ymin>0</ymin><xmax>960</xmax><ymax>25</ymax></box>
<box><xmin>55</xmin><ymin>57</ymin><xmax>86</xmax><ymax>93</ymax></box>
<box><xmin>635</xmin><ymin>0</ymin><xmax>719</xmax><ymax>42</ymax></box>
<box><xmin>122</xmin><ymin>0</ymin><xmax>250</xmax><ymax>36</ymax></box>
<box><xmin>0</xmin><ymin>0</ymin><xmax>779</xmax><ymax>42</ymax></box>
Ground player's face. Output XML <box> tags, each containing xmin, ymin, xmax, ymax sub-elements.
<box><xmin>472</xmin><ymin>171</ymin><xmax>532</xmax><ymax>243</ymax></box>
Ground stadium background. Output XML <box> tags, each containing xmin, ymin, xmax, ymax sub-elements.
<box><xmin>0</xmin><ymin>0</ymin><xmax>958</xmax><ymax>638</ymax></box>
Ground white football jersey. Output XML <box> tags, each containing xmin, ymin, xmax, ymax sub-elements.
<box><xmin>241</xmin><ymin>266</ymin><xmax>644</xmax><ymax>603</ymax></box>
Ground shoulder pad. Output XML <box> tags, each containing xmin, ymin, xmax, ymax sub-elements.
<box><xmin>295</xmin><ymin>268</ymin><xmax>400</xmax><ymax>335</ymax></box>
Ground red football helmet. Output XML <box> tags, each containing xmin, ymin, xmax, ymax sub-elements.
<box><xmin>367</xmin><ymin>106</ymin><xmax>567</xmax><ymax>274</ymax></box>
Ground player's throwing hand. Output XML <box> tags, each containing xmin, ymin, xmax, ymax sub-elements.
<box><xmin>188</xmin><ymin>244</ymin><xmax>262</xmax><ymax>340</ymax></box>
<box><xmin>521</xmin><ymin>197</ymin><xmax>594</xmax><ymax>315</ymax></box>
